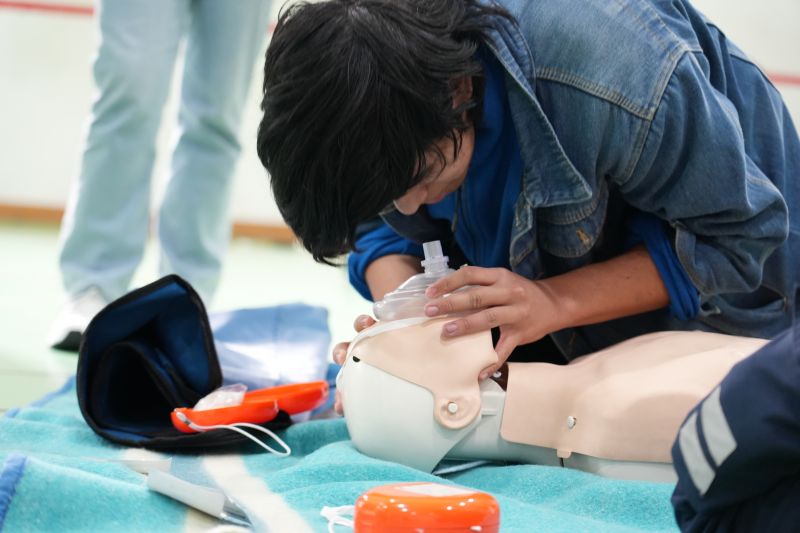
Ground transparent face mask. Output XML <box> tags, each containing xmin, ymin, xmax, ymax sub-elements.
<box><xmin>373</xmin><ymin>240</ymin><xmax>454</xmax><ymax>321</ymax></box>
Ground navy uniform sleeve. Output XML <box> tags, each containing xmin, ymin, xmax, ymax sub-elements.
<box><xmin>347</xmin><ymin>223</ymin><xmax>422</xmax><ymax>301</ymax></box>
<box><xmin>671</xmin><ymin>322</ymin><xmax>800</xmax><ymax>532</ymax></box>
<box><xmin>621</xmin><ymin>54</ymin><xmax>789</xmax><ymax>298</ymax></box>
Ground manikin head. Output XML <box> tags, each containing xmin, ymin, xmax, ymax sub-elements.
<box><xmin>337</xmin><ymin>316</ymin><xmax>497</xmax><ymax>471</ymax></box>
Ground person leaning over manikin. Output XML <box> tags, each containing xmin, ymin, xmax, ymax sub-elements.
<box><xmin>256</xmin><ymin>0</ymin><xmax>799</xmax><ymax>385</ymax></box>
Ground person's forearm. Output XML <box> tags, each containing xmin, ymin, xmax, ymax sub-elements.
<box><xmin>365</xmin><ymin>254</ymin><xmax>422</xmax><ymax>301</ymax></box>
<box><xmin>538</xmin><ymin>246</ymin><xmax>670</xmax><ymax>331</ymax></box>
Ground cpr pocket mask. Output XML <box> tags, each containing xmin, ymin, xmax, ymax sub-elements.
<box><xmin>77</xmin><ymin>274</ymin><xmax>328</xmax><ymax>451</ymax></box>
<box><xmin>321</xmin><ymin>482</ymin><xmax>500</xmax><ymax>533</ymax></box>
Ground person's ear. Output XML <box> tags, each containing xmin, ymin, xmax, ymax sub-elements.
<box><xmin>451</xmin><ymin>76</ymin><xmax>473</xmax><ymax>108</ymax></box>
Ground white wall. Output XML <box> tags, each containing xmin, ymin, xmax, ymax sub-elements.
<box><xmin>0</xmin><ymin>0</ymin><xmax>798</xmax><ymax>227</ymax></box>
<box><xmin>0</xmin><ymin>1</ymin><xmax>286</xmax><ymax>225</ymax></box>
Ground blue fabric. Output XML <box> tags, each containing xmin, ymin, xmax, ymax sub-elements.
<box><xmin>627</xmin><ymin>212</ymin><xmax>700</xmax><ymax>320</ymax></box>
<box><xmin>426</xmin><ymin>46</ymin><xmax>522</xmax><ymax>270</ymax></box>
<box><xmin>210</xmin><ymin>304</ymin><xmax>331</xmax><ymax>390</ymax></box>
<box><xmin>671</xmin><ymin>323</ymin><xmax>800</xmax><ymax>531</ymax></box>
<box><xmin>57</xmin><ymin>0</ymin><xmax>272</xmax><ymax>303</ymax></box>
<box><xmin>491</xmin><ymin>0</ymin><xmax>799</xmax><ymax>343</ymax></box>
<box><xmin>0</xmin><ymin>380</ymin><xmax>680</xmax><ymax>532</ymax></box>
<box><xmin>0</xmin><ymin>455</ymin><xmax>26</xmax><ymax>530</ymax></box>
<box><xmin>349</xmin><ymin>47</ymin><xmax>522</xmax><ymax>300</ymax></box>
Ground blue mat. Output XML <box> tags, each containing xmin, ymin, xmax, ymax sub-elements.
<box><xmin>0</xmin><ymin>377</ymin><xmax>679</xmax><ymax>532</ymax></box>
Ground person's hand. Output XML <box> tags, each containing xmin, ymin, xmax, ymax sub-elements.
<box><xmin>423</xmin><ymin>266</ymin><xmax>560</xmax><ymax>379</ymax></box>
<box><xmin>331</xmin><ymin>314</ymin><xmax>376</xmax><ymax>415</ymax></box>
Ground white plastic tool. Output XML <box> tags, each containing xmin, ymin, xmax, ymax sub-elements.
<box><xmin>146</xmin><ymin>470</ymin><xmax>251</xmax><ymax>527</ymax></box>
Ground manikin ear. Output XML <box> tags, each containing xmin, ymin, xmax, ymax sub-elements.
<box><xmin>451</xmin><ymin>76</ymin><xmax>473</xmax><ymax>109</ymax></box>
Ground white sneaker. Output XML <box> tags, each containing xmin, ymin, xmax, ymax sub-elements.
<box><xmin>48</xmin><ymin>287</ymin><xmax>109</xmax><ymax>351</ymax></box>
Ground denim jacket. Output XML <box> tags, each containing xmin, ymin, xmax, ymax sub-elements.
<box><xmin>476</xmin><ymin>0</ymin><xmax>799</xmax><ymax>356</ymax></box>
<box><xmin>374</xmin><ymin>0</ymin><xmax>800</xmax><ymax>358</ymax></box>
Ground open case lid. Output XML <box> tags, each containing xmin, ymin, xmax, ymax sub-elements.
<box><xmin>76</xmin><ymin>275</ymin><xmax>289</xmax><ymax>449</ymax></box>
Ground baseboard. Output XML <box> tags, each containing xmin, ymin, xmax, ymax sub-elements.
<box><xmin>228</xmin><ymin>221</ymin><xmax>296</xmax><ymax>243</ymax></box>
<box><xmin>0</xmin><ymin>202</ymin><xmax>297</xmax><ymax>244</ymax></box>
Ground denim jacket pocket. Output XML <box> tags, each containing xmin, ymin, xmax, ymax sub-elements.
<box><xmin>700</xmin><ymin>288</ymin><xmax>791</xmax><ymax>339</ymax></box>
<box><xmin>537</xmin><ymin>181</ymin><xmax>609</xmax><ymax>259</ymax></box>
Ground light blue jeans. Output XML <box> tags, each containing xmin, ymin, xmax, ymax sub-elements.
<box><xmin>58</xmin><ymin>0</ymin><xmax>271</xmax><ymax>303</ymax></box>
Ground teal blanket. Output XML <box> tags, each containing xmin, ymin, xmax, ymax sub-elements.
<box><xmin>0</xmin><ymin>379</ymin><xmax>678</xmax><ymax>532</ymax></box>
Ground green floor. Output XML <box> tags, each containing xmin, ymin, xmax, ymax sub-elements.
<box><xmin>0</xmin><ymin>220</ymin><xmax>371</xmax><ymax>412</ymax></box>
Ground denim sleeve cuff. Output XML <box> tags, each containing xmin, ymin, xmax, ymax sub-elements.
<box><xmin>627</xmin><ymin>212</ymin><xmax>700</xmax><ymax>320</ymax></box>
<box><xmin>347</xmin><ymin>224</ymin><xmax>423</xmax><ymax>301</ymax></box>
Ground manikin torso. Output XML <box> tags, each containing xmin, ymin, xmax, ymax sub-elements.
<box><xmin>337</xmin><ymin>317</ymin><xmax>767</xmax><ymax>481</ymax></box>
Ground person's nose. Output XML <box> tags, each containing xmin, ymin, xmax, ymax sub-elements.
<box><xmin>393</xmin><ymin>185</ymin><xmax>428</xmax><ymax>215</ymax></box>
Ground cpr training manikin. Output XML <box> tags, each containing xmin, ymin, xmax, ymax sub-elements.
<box><xmin>336</xmin><ymin>242</ymin><xmax>767</xmax><ymax>482</ymax></box>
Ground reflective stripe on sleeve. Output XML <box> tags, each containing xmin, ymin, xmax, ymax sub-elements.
<box><xmin>700</xmin><ymin>386</ymin><xmax>737</xmax><ymax>467</ymax></box>
<box><xmin>677</xmin><ymin>412</ymin><xmax>715</xmax><ymax>495</ymax></box>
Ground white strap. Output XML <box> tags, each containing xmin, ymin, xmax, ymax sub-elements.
<box><xmin>320</xmin><ymin>505</ymin><xmax>355</xmax><ymax>532</ymax></box>
<box><xmin>433</xmin><ymin>460</ymin><xmax>491</xmax><ymax>476</ymax></box>
<box><xmin>175</xmin><ymin>412</ymin><xmax>291</xmax><ymax>456</ymax></box>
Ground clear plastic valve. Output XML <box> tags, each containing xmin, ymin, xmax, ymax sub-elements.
<box><xmin>372</xmin><ymin>240</ymin><xmax>455</xmax><ymax>321</ymax></box>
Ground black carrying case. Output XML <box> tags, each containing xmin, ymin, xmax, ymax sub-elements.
<box><xmin>76</xmin><ymin>275</ymin><xmax>289</xmax><ymax>449</ymax></box>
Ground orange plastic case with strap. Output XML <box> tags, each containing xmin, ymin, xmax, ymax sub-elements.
<box><xmin>171</xmin><ymin>380</ymin><xmax>329</xmax><ymax>433</ymax></box>
<box><xmin>354</xmin><ymin>482</ymin><xmax>500</xmax><ymax>533</ymax></box>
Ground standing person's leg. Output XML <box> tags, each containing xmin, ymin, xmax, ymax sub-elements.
<box><xmin>51</xmin><ymin>0</ymin><xmax>190</xmax><ymax>349</ymax></box>
<box><xmin>158</xmin><ymin>0</ymin><xmax>272</xmax><ymax>304</ymax></box>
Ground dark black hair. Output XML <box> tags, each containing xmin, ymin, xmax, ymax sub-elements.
<box><xmin>257</xmin><ymin>0</ymin><xmax>511</xmax><ymax>263</ymax></box>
